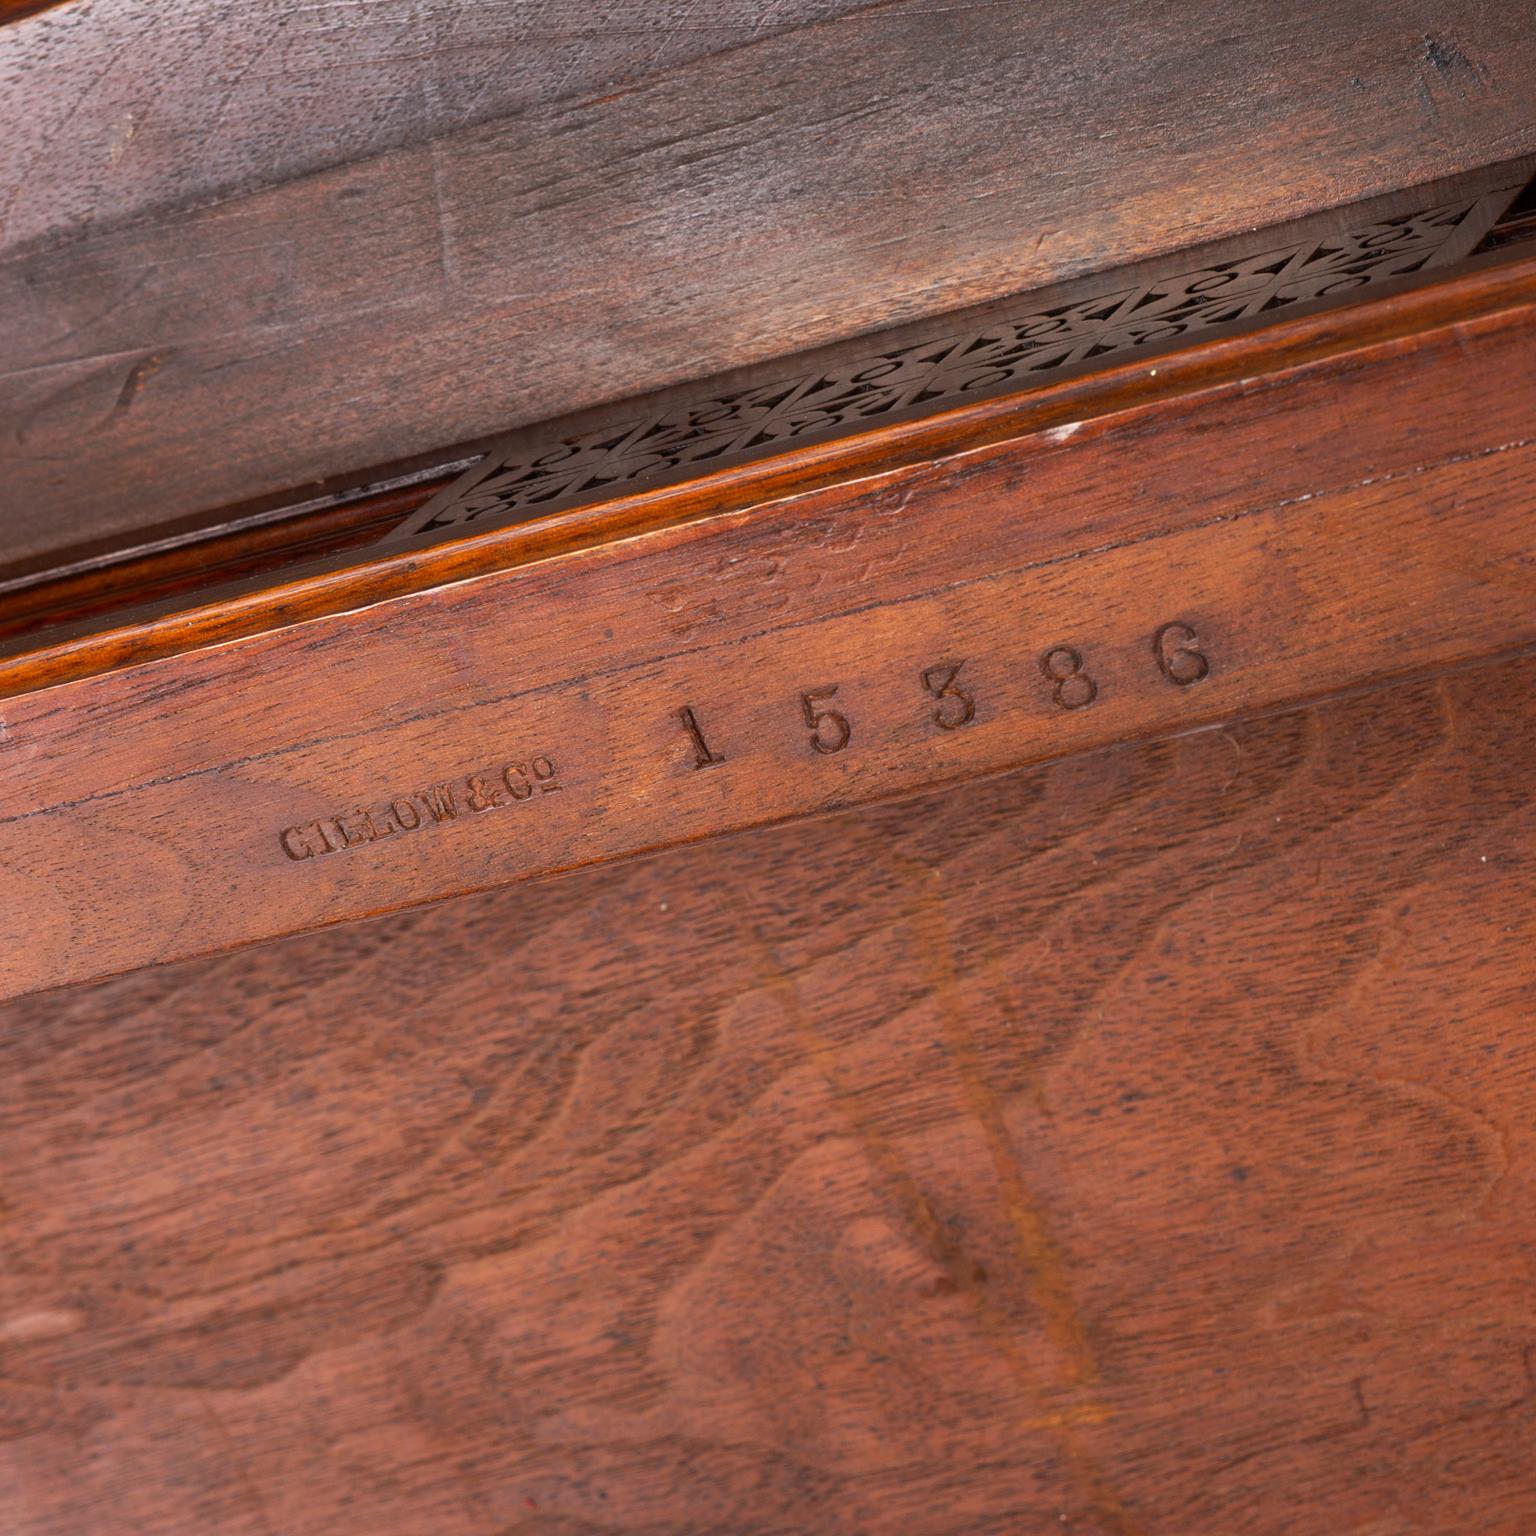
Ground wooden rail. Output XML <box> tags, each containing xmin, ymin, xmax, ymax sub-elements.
<box><xmin>1</xmin><ymin>254</ymin><xmax>1534</xmax><ymax>998</ymax></box>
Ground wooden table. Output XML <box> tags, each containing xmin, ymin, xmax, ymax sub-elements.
<box><xmin>2</xmin><ymin>7</ymin><xmax>1535</xmax><ymax>1532</ymax></box>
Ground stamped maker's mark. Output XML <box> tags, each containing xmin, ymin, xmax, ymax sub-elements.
<box><xmin>281</xmin><ymin>755</ymin><xmax>561</xmax><ymax>861</ymax></box>
<box><xmin>279</xmin><ymin>616</ymin><xmax>1215</xmax><ymax>865</ymax></box>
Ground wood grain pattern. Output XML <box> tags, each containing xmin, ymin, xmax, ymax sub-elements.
<box><xmin>2</xmin><ymin>271</ymin><xmax>1534</xmax><ymax>1000</ymax></box>
<box><xmin>7</xmin><ymin>16</ymin><xmax>1534</xmax><ymax>1531</ymax></box>
<box><xmin>2</xmin><ymin>651</ymin><xmax>1533</xmax><ymax>1534</ymax></box>
<box><xmin>8</xmin><ymin>243</ymin><xmax>1533</xmax><ymax>675</ymax></box>
<box><xmin>4</xmin><ymin>0</ymin><xmax>1535</xmax><ymax>564</ymax></box>
<box><xmin>0</xmin><ymin>0</ymin><xmax>867</xmax><ymax>248</ymax></box>
<box><xmin>0</xmin><ymin>1</ymin><xmax>74</xmax><ymax>27</ymax></box>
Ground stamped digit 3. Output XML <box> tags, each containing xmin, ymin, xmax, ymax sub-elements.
<box><xmin>921</xmin><ymin>661</ymin><xmax>977</xmax><ymax>730</ymax></box>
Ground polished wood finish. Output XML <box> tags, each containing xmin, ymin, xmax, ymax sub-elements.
<box><xmin>2</xmin><ymin>650</ymin><xmax>1533</xmax><ymax>1534</ymax></box>
<box><xmin>2</xmin><ymin>256</ymin><xmax>1534</xmax><ymax>999</ymax></box>
<box><xmin>6</xmin><ymin>13</ymin><xmax>1536</xmax><ymax>1528</ymax></box>
<box><xmin>4</xmin><ymin>1</ymin><xmax>1535</xmax><ymax>566</ymax></box>
<box><xmin>0</xmin><ymin>0</ymin><xmax>71</xmax><ymax>25</ymax></box>
<box><xmin>0</xmin><ymin>475</ymin><xmax>455</xmax><ymax>648</ymax></box>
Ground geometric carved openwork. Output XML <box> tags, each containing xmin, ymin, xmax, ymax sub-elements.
<box><xmin>391</xmin><ymin>187</ymin><xmax>1524</xmax><ymax>546</ymax></box>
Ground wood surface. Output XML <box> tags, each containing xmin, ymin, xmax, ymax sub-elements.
<box><xmin>0</xmin><ymin>0</ymin><xmax>868</xmax><ymax>248</ymax></box>
<box><xmin>4</xmin><ymin>0</ymin><xmax>1536</xmax><ymax>565</ymax></box>
<box><xmin>2</xmin><ymin>649</ymin><xmax>1534</xmax><ymax>1535</ymax></box>
<box><xmin>5</xmin><ymin>206</ymin><xmax>1530</xmax><ymax>661</ymax></box>
<box><xmin>0</xmin><ymin>1</ymin><xmax>73</xmax><ymax>27</ymax></box>
<box><xmin>2</xmin><ymin>256</ymin><xmax>1535</xmax><ymax>1000</ymax></box>
<box><xmin>6</xmin><ymin>11</ymin><xmax>1535</xmax><ymax>1531</ymax></box>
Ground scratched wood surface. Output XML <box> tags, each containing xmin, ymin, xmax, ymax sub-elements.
<box><xmin>2</xmin><ymin>261</ymin><xmax>1535</xmax><ymax>1000</ymax></box>
<box><xmin>4</xmin><ymin>0</ymin><xmax>1536</xmax><ymax>565</ymax></box>
<box><xmin>1</xmin><ymin>650</ymin><xmax>1533</xmax><ymax>1535</ymax></box>
<box><xmin>3</xmin><ymin>261</ymin><xmax>1536</xmax><ymax>995</ymax></box>
<box><xmin>0</xmin><ymin>0</ymin><xmax>870</xmax><ymax>249</ymax></box>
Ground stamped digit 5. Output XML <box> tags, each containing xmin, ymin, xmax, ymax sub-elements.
<box><xmin>800</xmin><ymin>686</ymin><xmax>852</xmax><ymax>755</ymax></box>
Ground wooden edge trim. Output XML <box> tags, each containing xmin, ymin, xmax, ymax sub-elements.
<box><xmin>0</xmin><ymin>277</ymin><xmax>1533</xmax><ymax>998</ymax></box>
<box><xmin>4</xmin><ymin>247</ymin><xmax>1536</xmax><ymax>701</ymax></box>
<box><xmin>0</xmin><ymin>0</ymin><xmax>75</xmax><ymax>25</ymax></box>
<box><xmin>0</xmin><ymin>477</ymin><xmax>457</xmax><ymax>646</ymax></box>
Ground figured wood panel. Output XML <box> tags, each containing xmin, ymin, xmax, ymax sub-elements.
<box><xmin>1</xmin><ymin>652</ymin><xmax>1533</xmax><ymax>1534</ymax></box>
<box><xmin>0</xmin><ymin>0</ymin><xmax>869</xmax><ymax>250</ymax></box>
<box><xmin>2</xmin><ymin>282</ymin><xmax>1535</xmax><ymax>999</ymax></box>
<box><xmin>4</xmin><ymin>0</ymin><xmax>1536</xmax><ymax>563</ymax></box>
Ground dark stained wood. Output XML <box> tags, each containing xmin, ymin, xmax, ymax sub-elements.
<box><xmin>1</xmin><ymin>651</ymin><xmax>1533</xmax><ymax>1534</ymax></box>
<box><xmin>0</xmin><ymin>1</ymin><xmax>74</xmax><ymax>26</ymax></box>
<box><xmin>2</xmin><ymin>258</ymin><xmax>1534</xmax><ymax>999</ymax></box>
<box><xmin>4</xmin><ymin>208</ymin><xmax>1530</xmax><ymax>667</ymax></box>
<box><xmin>7</xmin><ymin>238</ymin><xmax>1532</xmax><ymax>675</ymax></box>
<box><xmin>0</xmin><ymin>0</ymin><xmax>868</xmax><ymax>248</ymax></box>
<box><xmin>0</xmin><ymin>474</ymin><xmax>453</xmax><ymax>646</ymax></box>
<box><xmin>4</xmin><ymin>0</ymin><xmax>1536</xmax><ymax>566</ymax></box>
<box><xmin>8</xmin><ymin>154</ymin><xmax>1524</xmax><ymax>609</ymax></box>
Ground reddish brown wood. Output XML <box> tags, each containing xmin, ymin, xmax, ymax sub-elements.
<box><xmin>1</xmin><ymin>650</ymin><xmax>1532</xmax><ymax>1534</ymax></box>
<box><xmin>4</xmin><ymin>1</ymin><xmax>1535</xmax><ymax>566</ymax></box>
<box><xmin>1</xmin><ymin>259</ymin><xmax>1533</xmax><ymax>1000</ymax></box>
<box><xmin>0</xmin><ymin>475</ymin><xmax>451</xmax><ymax>646</ymax></box>
<box><xmin>0</xmin><ymin>0</ymin><xmax>72</xmax><ymax>25</ymax></box>
<box><xmin>6</xmin><ymin>17</ymin><xmax>1533</xmax><ymax>1532</ymax></box>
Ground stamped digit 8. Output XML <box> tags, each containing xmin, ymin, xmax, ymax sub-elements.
<box><xmin>1040</xmin><ymin>645</ymin><xmax>1097</xmax><ymax>710</ymax></box>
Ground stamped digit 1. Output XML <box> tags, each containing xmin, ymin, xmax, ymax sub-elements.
<box><xmin>677</xmin><ymin>705</ymin><xmax>726</xmax><ymax>768</ymax></box>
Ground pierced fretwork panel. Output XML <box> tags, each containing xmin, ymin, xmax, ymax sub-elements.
<box><xmin>392</xmin><ymin>192</ymin><xmax>1509</xmax><ymax>544</ymax></box>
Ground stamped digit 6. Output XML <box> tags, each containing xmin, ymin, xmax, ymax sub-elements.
<box><xmin>1153</xmin><ymin>621</ymin><xmax>1211</xmax><ymax>686</ymax></box>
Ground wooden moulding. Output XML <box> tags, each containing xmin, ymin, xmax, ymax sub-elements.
<box><xmin>1</xmin><ymin>245</ymin><xmax>1535</xmax><ymax>1000</ymax></box>
<box><xmin>4</xmin><ymin>155</ymin><xmax>1530</xmax><ymax>664</ymax></box>
<box><xmin>0</xmin><ymin>0</ymin><xmax>73</xmax><ymax>24</ymax></box>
